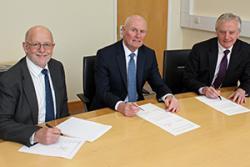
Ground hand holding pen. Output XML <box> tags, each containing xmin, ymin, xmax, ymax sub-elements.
<box><xmin>117</xmin><ymin>102</ymin><xmax>142</xmax><ymax>117</ymax></box>
<box><xmin>46</xmin><ymin>124</ymin><xmax>64</xmax><ymax>136</ymax></box>
<box><xmin>202</xmin><ymin>86</ymin><xmax>222</xmax><ymax>100</ymax></box>
<box><xmin>33</xmin><ymin>124</ymin><xmax>61</xmax><ymax>145</ymax></box>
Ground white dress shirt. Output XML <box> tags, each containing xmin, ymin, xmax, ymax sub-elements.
<box><xmin>26</xmin><ymin>57</ymin><xmax>56</xmax><ymax>124</ymax></box>
<box><xmin>199</xmin><ymin>42</ymin><xmax>233</xmax><ymax>94</ymax></box>
<box><xmin>115</xmin><ymin>42</ymin><xmax>172</xmax><ymax>110</ymax></box>
<box><xmin>211</xmin><ymin>42</ymin><xmax>233</xmax><ymax>84</ymax></box>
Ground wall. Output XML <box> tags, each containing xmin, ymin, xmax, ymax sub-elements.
<box><xmin>0</xmin><ymin>0</ymin><xmax>116</xmax><ymax>101</ymax></box>
<box><xmin>168</xmin><ymin>0</ymin><xmax>250</xmax><ymax>49</ymax></box>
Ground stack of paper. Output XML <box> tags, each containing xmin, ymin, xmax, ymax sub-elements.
<box><xmin>19</xmin><ymin>117</ymin><xmax>112</xmax><ymax>159</ymax></box>
<box><xmin>137</xmin><ymin>103</ymin><xmax>200</xmax><ymax>136</ymax></box>
<box><xmin>196</xmin><ymin>96</ymin><xmax>250</xmax><ymax>116</ymax></box>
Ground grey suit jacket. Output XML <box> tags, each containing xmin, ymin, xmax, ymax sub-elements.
<box><xmin>183</xmin><ymin>37</ymin><xmax>250</xmax><ymax>94</ymax></box>
<box><xmin>0</xmin><ymin>57</ymin><xmax>69</xmax><ymax>146</ymax></box>
<box><xmin>91</xmin><ymin>40</ymin><xmax>172</xmax><ymax>110</ymax></box>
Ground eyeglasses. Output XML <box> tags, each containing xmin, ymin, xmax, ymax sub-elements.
<box><xmin>26</xmin><ymin>42</ymin><xmax>55</xmax><ymax>50</ymax></box>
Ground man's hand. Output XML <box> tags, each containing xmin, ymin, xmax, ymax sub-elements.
<box><xmin>117</xmin><ymin>102</ymin><xmax>139</xmax><ymax>117</ymax></box>
<box><xmin>228</xmin><ymin>88</ymin><xmax>246</xmax><ymax>104</ymax></box>
<box><xmin>202</xmin><ymin>86</ymin><xmax>221</xmax><ymax>99</ymax></box>
<box><xmin>164</xmin><ymin>95</ymin><xmax>179</xmax><ymax>112</ymax></box>
<box><xmin>34</xmin><ymin>127</ymin><xmax>61</xmax><ymax>145</ymax></box>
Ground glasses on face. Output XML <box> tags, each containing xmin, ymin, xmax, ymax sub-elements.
<box><xmin>26</xmin><ymin>42</ymin><xmax>55</xmax><ymax>50</ymax></box>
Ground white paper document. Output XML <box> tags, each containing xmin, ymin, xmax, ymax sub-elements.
<box><xmin>56</xmin><ymin>117</ymin><xmax>112</xmax><ymax>142</ymax></box>
<box><xmin>19</xmin><ymin>117</ymin><xmax>112</xmax><ymax>159</ymax></box>
<box><xmin>137</xmin><ymin>103</ymin><xmax>200</xmax><ymax>136</ymax></box>
<box><xmin>196</xmin><ymin>96</ymin><xmax>250</xmax><ymax>116</ymax></box>
<box><xmin>19</xmin><ymin>136</ymin><xmax>85</xmax><ymax>159</ymax></box>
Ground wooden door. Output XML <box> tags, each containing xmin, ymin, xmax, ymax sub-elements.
<box><xmin>117</xmin><ymin>0</ymin><xmax>168</xmax><ymax>74</ymax></box>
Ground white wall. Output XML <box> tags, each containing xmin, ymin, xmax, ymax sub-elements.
<box><xmin>168</xmin><ymin>0</ymin><xmax>250</xmax><ymax>49</ymax></box>
<box><xmin>167</xmin><ymin>0</ymin><xmax>183</xmax><ymax>49</ymax></box>
<box><xmin>0</xmin><ymin>0</ymin><xmax>116</xmax><ymax>101</ymax></box>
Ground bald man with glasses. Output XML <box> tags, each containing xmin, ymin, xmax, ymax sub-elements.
<box><xmin>0</xmin><ymin>25</ymin><xmax>69</xmax><ymax>146</ymax></box>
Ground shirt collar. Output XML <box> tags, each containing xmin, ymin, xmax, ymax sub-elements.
<box><xmin>26</xmin><ymin>56</ymin><xmax>49</xmax><ymax>77</ymax></box>
<box><xmin>217</xmin><ymin>41</ymin><xmax>233</xmax><ymax>53</ymax></box>
<box><xmin>122</xmin><ymin>41</ymin><xmax>139</xmax><ymax>57</ymax></box>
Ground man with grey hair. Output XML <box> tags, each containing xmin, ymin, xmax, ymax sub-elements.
<box><xmin>0</xmin><ymin>25</ymin><xmax>69</xmax><ymax>146</ymax></box>
<box><xmin>183</xmin><ymin>13</ymin><xmax>250</xmax><ymax>104</ymax></box>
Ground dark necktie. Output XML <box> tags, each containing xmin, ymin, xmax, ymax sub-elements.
<box><xmin>41</xmin><ymin>69</ymin><xmax>55</xmax><ymax>122</ymax></box>
<box><xmin>128</xmin><ymin>53</ymin><xmax>137</xmax><ymax>102</ymax></box>
<box><xmin>212</xmin><ymin>49</ymin><xmax>230</xmax><ymax>89</ymax></box>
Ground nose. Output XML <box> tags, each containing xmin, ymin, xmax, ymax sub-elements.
<box><xmin>135</xmin><ymin>31</ymin><xmax>141</xmax><ymax>38</ymax></box>
<box><xmin>38</xmin><ymin>45</ymin><xmax>46</xmax><ymax>53</ymax></box>
<box><xmin>224</xmin><ymin>32</ymin><xmax>230</xmax><ymax>40</ymax></box>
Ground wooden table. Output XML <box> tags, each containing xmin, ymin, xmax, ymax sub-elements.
<box><xmin>1</xmin><ymin>89</ymin><xmax>250</xmax><ymax>167</ymax></box>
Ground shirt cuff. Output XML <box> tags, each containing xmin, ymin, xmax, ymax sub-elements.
<box><xmin>199</xmin><ymin>87</ymin><xmax>204</xmax><ymax>94</ymax></box>
<box><xmin>29</xmin><ymin>132</ymin><xmax>36</xmax><ymax>145</ymax></box>
<box><xmin>161</xmin><ymin>93</ymin><xmax>174</xmax><ymax>101</ymax></box>
<box><xmin>115</xmin><ymin>101</ymin><xmax>124</xmax><ymax>111</ymax></box>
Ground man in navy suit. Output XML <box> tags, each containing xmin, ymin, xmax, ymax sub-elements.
<box><xmin>183</xmin><ymin>13</ymin><xmax>250</xmax><ymax>104</ymax></box>
<box><xmin>0</xmin><ymin>26</ymin><xmax>69</xmax><ymax>146</ymax></box>
<box><xmin>92</xmin><ymin>15</ymin><xmax>179</xmax><ymax>116</ymax></box>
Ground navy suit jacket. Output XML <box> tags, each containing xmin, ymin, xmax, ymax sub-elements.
<box><xmin>91</xmin><ymin>40</ymin><xmax>172</xmax><ymax>110</ymax></box>
<box><xmin>183</xmin><ymin>37</ymin><xmax>250</xmax><ymax>94</ymax></box>
<box><xmin>0</xmin><ymin>57</ymin><xmax>69</xmax><ymax>146</ymax></box>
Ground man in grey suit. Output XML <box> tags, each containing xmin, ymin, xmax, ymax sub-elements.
<box><xmin>0</xmin><ymin>26</ymin><xmax>69</xmax><ymax>146</ymax></box>
<box><xmin>183</xmin><ymin>13</ymin><xmax>250</xmax><ymax>104</ymax></box>
<box><xmin>92</xmin><ymin>15</ymin><xmax>179</xmax><ymax>116</ymax></box>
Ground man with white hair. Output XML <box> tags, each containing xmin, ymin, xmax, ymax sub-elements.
<box><xmin>184</xmin><ymin>13</ymin><xmax>250</xmax><ymax>104</ymax></box>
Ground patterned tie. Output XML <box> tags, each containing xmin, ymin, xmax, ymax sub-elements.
<box><xmin>128</xmin><ymin>53</ymin><xmax>137</xmax><ymax>102</ymax></box>
<box><xmin>41</xmin><ymin>69</ymin><xmax>55</xmax><ymax>122</ymax></box>
<box><xmin>212</xmin><ymin>49</ymin><xmax>230</xmax><ymax>89</ymax></box>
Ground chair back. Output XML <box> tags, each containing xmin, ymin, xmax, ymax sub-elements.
<box><xmin>82</xmin><ymin>55</ymin><xmax>96</xmax><ymax>111</ymax></box>
<box><xmin>163</xmin><ymin>49</ymin><xmax>191</xmax><ymax>94</ymax></box>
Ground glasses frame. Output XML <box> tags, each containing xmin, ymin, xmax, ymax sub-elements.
<box><xmin>26</xmin><ymin>42</ymin><xmax>55</xmax><ymax>50</ymax></box>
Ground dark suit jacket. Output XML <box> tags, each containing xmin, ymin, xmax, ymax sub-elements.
<box><xmin>91</xmin><ymin>40</ymin><xmax>172</xmax><ymax>110</ymax></box>
<box><xmin>183</xmin><ymin>37</ymin><xmax>250</xmax><ymax>94</ymax></box>
<box><xmin>0</xmin><ymin>57</ymin><xmax>69</xmax><ymax>146</ymax></box>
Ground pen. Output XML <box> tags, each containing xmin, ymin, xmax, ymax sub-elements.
<box><xmin>218</xmin><ymin>96</ymin><xmax>222</xmax><ymax>100</ymax></box>
<box><xmin>132</xmin><ymin>103</ymin><xmax>145</xmax><ymax>111</ymax></box>
<box><xmin>45</xmin><ymin>123</ymin><xmax>64</xmax><ymax>136</ymax></box>
<box><xmin>211</xmin><ymin>85</ymin><xmax>222</xmax><ymax>101</ymax></box>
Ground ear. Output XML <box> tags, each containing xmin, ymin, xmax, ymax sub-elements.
<box><xmin>22</xmin><ymin>42</ymin><xmax>28</xmax><ymax>53</ymax></box>
<box><xmin>121</xmin><ymin>25</ymin><xmax>126</xmax><ymax>36</ymax></box>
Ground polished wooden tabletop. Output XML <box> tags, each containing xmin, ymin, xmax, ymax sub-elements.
<box><xmin>1</xmin><ymin>88</ymin><xmax>250</xmax><ymax>167</ymax></box>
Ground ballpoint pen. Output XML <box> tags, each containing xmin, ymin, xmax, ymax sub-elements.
<box><xmin>217</xmin><ymin>84</ymin><xmax>223</xmax><ymax>101</ymax></box>
<box><xmin>132</xmin><ymin>103</ymin><xmax>145</xmax><ymax>111</ymax></box>
<box><xmin>45</xmin><ymin>123</ymin><xmax>65</xmax><ymax>136</ymax></box>
<box><xmin>218</xmin><ymin>95</ymin><xmax>222</xmax><ymax>100</ymax></box>
<box><xmin>211</xmin><ymin>84</ymin><xmax>222</xmax><ymax>100</ymax></box>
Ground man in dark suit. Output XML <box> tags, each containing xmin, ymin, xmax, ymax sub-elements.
<box><xmin>92</xmin><ymin>15</ymin><xmax>179</xmax><ymax>116</ymax></box>
<box><xmin>183</xmin><ymin>13</ymin><xmax>250</xmax><ymax>104</ymax></box>
<box><xmin>0</xmin><ymin>26</ymin><xmax>69</xmax><ymax>146</ymax></box>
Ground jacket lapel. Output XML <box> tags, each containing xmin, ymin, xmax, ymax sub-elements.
<box><xmin>136</xmin><ymin>47</ymin><xmax>145</xmax><ymax>89</ymax></box>
<box><xmin>116</xmin><ymin>41</ymin><xmax>128</xmax><ymax>88</ymax></box>
<box><xmin>208</xmin><ymin>41</ymin><xmax>219</xmax><ymax>84</ymax></box>
<box><xmin>48</xmin><ymin>60</ymin><xmax>60</xmax><ymax>119</ymax></box>
<box><xmin>226</xmin><ymin>40</ymin><xmax>241</xmax><ymax>75</ymax></box>
<box><xmin>22</xmin><ymin>59</ymin><xmax>39</xmax><ymax>124</ymax></box>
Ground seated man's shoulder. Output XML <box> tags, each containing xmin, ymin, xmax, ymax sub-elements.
<box><xmin>98</xmin><ymin>41</ymin><xmax>120</xmax><ymax>53</ymax></box>
<box><xmin>0</xmin><ymin>60</ymin><xmax>24</xmax><ymax>88</ymax></box>
<box><xmin>48</xmin><ymin>58</ymin><xmax>64</xmax><ymax>68</ymax></box>
<box><xmin>236</xmin><ymin>39</ymin><xmax>250</xmax><ymax>49</ymax></box>
<box><xmin>193</xmin><ymin>37</ymin><xmax>217</xmax><ymax>49</ymax></box>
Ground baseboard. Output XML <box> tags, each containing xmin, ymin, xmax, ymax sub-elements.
<box><xmin>68</xmin><ymin>100</ymin><xmax>84</xmax><ymax>115</ymax></box>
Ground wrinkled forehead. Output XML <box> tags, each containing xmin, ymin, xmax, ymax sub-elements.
<box><xmin>216</xmin><ymin>19</ymin><xmax>240</xmax><ymax>32</ymax></box>
<box><xmin>125</xmin><ymin>16</ymin><xmax>147</xmax><ymax>31</ymax></box>
<box><xmin>25</xmin><ymin>27</ymin><xmax>54</xmax><ymax>42</ymax></box>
